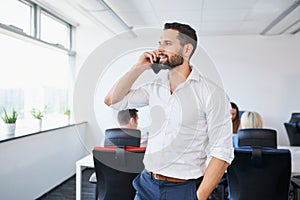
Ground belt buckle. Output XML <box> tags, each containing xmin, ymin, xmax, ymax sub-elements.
<box><xmin>152</xmin><ymin>172</ymin><xmax>163</xmax><ymax>180</ymax></box>
<box><xmin>153</xmin><ymin>173</ymin><xmax>159</xmax><ymax>180</ymax></box>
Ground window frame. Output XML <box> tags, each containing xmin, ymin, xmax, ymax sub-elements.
<box><xmin>0</xmin><ymin>0</ymin><xmax>76</xmax><ymax>55</ymax></box>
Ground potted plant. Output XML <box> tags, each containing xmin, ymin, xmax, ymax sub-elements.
<box><xmin>31</xmin><ymin>106</ymin><xmax>47</xmax><ymax>131</ymax></box>
<box><xmin>1</xmin><ymin>107</ymin><xmax>18</xmax><ymax>134</ymax></box>
<box><xmin>64</xmin><ymin>107</ymin><xmax>71</xmax><ymax>125</ymax></box>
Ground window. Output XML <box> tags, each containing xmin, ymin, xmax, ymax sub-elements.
<box><xmin>0</xmin><ymin>0</ymin><xmax>32</xmax><ymax>35</ymax></box>
<box><xmin>40</xmin><ymin>11</ymin><xmax>70</xmax><ymax>48</ymax></box>
<box><xmin>0</xmin><ymin>0</ymin><xmax>75</xmax><ymax>135</ymax></box>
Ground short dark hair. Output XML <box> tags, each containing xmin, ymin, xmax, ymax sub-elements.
<box><xmin>164</xmin><ymin>22</ymin><xmax>197</xmax><ymax>57</ymax></box>
<box><xmin>117</xmin><ymin>109</ymin><xmax>138</xmax><ymax>126</ymax></box>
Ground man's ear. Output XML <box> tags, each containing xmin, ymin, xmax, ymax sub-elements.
<box><xmin>183</xmin><ymin>43</ymin><xmax>193</xmax><ymax>58</ymax></box>
<box><xmin>129</xmin><ymin>117</ymin><xmax>135</xmax><ymax>126</ymax></box>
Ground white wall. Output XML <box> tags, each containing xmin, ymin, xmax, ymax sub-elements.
<box><xmin>200</xmin><ymin>34</ymin><xmax>300</xmax><ymax>145</ymax></box>
<box><xmin>0</xmin><ymin>123</ymin><xmax>87</xmax><ymax>200</ymax></box>
<box><xmin>73</xmin><ymin>30</ymin><xmax>300</xmax><ymax>147</ymax></box>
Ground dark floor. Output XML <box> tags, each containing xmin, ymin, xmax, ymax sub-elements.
<box><xmin>37</xmin><ymin>168</ymin><xmax>96</xmax><ymax>200</ymax></box>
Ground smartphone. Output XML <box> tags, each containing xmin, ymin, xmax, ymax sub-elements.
<box><xmin>151</xmin><ymin>57</ymin><xmax>161</xmax><ymax>74</ymax></box>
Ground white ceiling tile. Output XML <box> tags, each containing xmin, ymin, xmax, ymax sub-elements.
<box><xmin>156</xmin><ymin>11</ymin><xmax>202</xmax><ymax>23</ymax></box>
<box><xmin>105</xmin><ymin>0</ymin><xmax>153</xmax><ymax>12</ymax></box>
<box><xmin>202</xmin><ymin>9</ymin><xmax>249</xmax><ymax>22</ymax></box>
<box><xmin>150</xmin><ymin>0</ymin><xmax>203</xmax><ymax>11</ymax></box>
<box><xmin>118</xmin><ymin>12</ymin><xmax>160</xmax><ymax>27</ymax></box>
<box><xmin>200</xmin><ymin>21</ymin><xmax>242</xmax><ymax>35</ymax></box>
<box><xmin>203</xmin><ymin>0</ymin><xmax>257</xmax><ymax>9</ymax></box>
<box><xmin>245</xmin><ymin>9</ymin><xmax>283</xmax><ymax>21</ymax></box>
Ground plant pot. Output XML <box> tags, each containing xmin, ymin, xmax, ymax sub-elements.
<box><xmin>4</xmin><ymin>123</ymin><xmax>16</xmax><ymax>134</ymax></box>
<box><xmin>34</xmin><ymin>119</ymin><xmax>42</xmax><ymax>132</ymax></box>
<box><xmin>67</xmin><ymin>115</ymin><xmax>70</xmax><ymax>125</ymax></box>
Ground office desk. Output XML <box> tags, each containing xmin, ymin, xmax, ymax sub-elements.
<box><xmin>279</xmin><ymin>146</ymin><xmax>300</xmax><ymax>175</ymax></box>
<box><xmin>76</xmin><ymin>154</ymin><xmax>94</xmax><ymax>200</ymax></box>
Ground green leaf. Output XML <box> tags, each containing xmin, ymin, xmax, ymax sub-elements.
<box><xmin>1</xmin><ymin>107</ymin><xmax>18</xmax><ymax>123</ymax></box>
<box><xmin>31</xmin><ymin>106</ymin><xmax>47</xmax><ymax>119</ymax></box>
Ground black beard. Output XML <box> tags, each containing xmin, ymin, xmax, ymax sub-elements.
<box><xmin>164</xmin><ymin>54</ymin><xmax>184</xmax><ymax>69</ymax></box>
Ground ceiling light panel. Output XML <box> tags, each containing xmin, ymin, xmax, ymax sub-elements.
<box><xmin>263</xmin><ymin>3</ymin><xmax>300</xmax><ymax>35</ymax></box>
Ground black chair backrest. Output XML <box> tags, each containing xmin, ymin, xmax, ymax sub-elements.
<box><xmin>284</xmin><ymin>122</ymin><xmax>300</xmax><ymax>146</ymax></box>
<box><xmin>93</xmin><ymin>147</ymin><xmax>145</xmax><ymax>200</ymax></box>
<box><xmin>227</xmin><ymin>148</ymin><xmax>291</xmax><ymax>200</ymax></box>
<box><xmin>290</xmin><ymin>113</ymin><xmax>300</xmax><ymax>123</ymax></box>
<box><xmin>238</xmin><ymin>128</ymin><xmax>277</xmax><ymax>148</ymax></box>
<box><xmin>104</xmin><ymin>128</ymin><xmax>141</xmax><ymax>147</ymax></box>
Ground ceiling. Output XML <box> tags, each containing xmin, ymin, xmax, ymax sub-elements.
<box><xmin>57</xmin><ymin>0</ymin><xmax>300</xmax><ymax>36</ymax></box>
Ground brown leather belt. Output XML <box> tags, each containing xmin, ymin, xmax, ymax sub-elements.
<box><xmin>147</xmin><ymin>170</ymin><xmax>187</xmax><ymax>182</ymax></box>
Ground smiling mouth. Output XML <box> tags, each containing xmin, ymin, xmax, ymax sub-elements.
<box><xmin>158</xmin><ymin>54</ymin><xmax>168</xmax><ymax>63</ymax></box>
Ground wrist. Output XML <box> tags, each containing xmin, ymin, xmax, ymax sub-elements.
<box><xmin>131</xmin><ymin>64</ymin><xmax>148</xmax><ymax>73</ymax></box>
<box><xmin>196</xmin><ymin>188</ymin><xmax>209</xmax><ymax>200</ymax></box>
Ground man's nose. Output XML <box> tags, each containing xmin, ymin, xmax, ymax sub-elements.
<box><xmin>157</xmin><ymin>47</ymin><xmax>165</xmax><ymax>54</ymax></box>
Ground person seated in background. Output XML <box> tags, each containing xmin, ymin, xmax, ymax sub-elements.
<box><xmin>230</xmin><ymin>102</ymin><xmax>240</xmax><ymax>133</ymax></box>
<box><xmin>240</xmin><ymin>111</ymin><xmax>263</xmax><ymax>129</ymax></box>
<box><xmin>117</xmin><ymin>109</ymin><xmax>139</xmax><ymax>129</ymax></box>
<box><xmin>232</xmin><ymin>111</ymin><xmax>263</xmax><ymax>148</ymax></box>
<box><xmin>117</xmin><ymin>109</ymin><xmax>148</xmax><ymax>147</ymax></box>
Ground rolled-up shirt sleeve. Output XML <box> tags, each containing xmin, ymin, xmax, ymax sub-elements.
<box><xmin>205</xmin><ymin>87</ymin><xmax>234</xmax><ymax>164</ymax></box>
<box><xmin>110</xmin><ymin>86</ymin><xmax>149</xmax><ymax>111</ymax></box>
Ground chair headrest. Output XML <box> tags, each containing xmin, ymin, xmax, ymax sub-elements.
<box><xmin>104</xmin><ymin>128</ymin><xmax>141</xmax><ymax>147</ymax></box>
<box><xmin>235</xmin><ymin>147</ymin><xmax>290</xmax><ymax>168</ymax></box>
<box><xmin>290</xmin><ymin>113</ymin><xmax>300</xmax><ymax>123</ymax></box>
<box><xmin>238</xmin><ymin>128</ymin><xmax>277</xmax><ymax>148</ymax></box>
<box><xmin>284</xmin><ymin>122</ymin><xmax>300</xmax><ymax>133</ymax></box>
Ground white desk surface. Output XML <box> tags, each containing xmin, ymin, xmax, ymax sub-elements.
<box><xmin>76</xmin><ymin>154</ymin><xmax>94</xmax><ymax>200</ymax></box>
<box><xmin>76</xmin><ymin>154</ymin><xmax>93</xmax><ymax>168</ymax></box>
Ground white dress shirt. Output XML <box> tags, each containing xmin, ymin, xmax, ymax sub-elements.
<box><xmin>111</xmin><ymin>68</ymin><xmax>234</xmax><ymax>179</ymax></box>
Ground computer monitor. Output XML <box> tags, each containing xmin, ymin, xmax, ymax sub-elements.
<box><xmin>104</xmin><ymin>128</ymin><xmax>141</xmax><ymax>147</ymax></box>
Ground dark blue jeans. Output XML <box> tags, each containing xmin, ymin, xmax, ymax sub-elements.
<box><xmin>133</xmin><ymin>170</ymin><xmax>203</xmax><ymax>200</ymax></box>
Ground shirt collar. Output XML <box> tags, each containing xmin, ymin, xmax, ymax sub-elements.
<box><xmin>186</xmin><ymin>66</ymin><xmax>201</xmax><ymax>82</ymax></box>
<box><xmin>157</xmin><ymin>66</ymin><xmax>202</xmax><ymax>84</ymax></box>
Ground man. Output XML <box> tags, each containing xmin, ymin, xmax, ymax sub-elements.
<box><xmin>105</xmin><ymin>22</ymin><xmax>234</xmax><ymax>200</ymax></box>
<box><xmin>117</xmin><ymin>109</ymin><xmax>148</xmax><ymax>147</ymax></box>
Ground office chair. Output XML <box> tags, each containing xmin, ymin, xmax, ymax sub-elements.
<box><xmin>90</xmin><ymin>128</ymin><xmax>142</xmax><ymax>182</ymax></box>
<box><xmin>290</xmin><ymin>113</ymin><xmax>300</xmax><ymax>123</ymax></box>
<box><xmin>92</xmin><ymin>128</ymin><xmax>145</xmax><ymax>200</ymax></box>
<box><xmin>93</xmin><ymin>146</ymin><xmax>145</xmax><ymax>200</ymax></box>
<box><xmin>238</xmin><ymin>128</ymin><xmax>277</xmax><ymax>148</ymax></box>
<box><xmin>227</xmin><ymin>147</ymin><xmax>291</xmax><ymax>200</ymax></box>
<box><xmin>284</xmin><ymin>122</ymin><xmax>300</xmax><ymax>146</ymax></box>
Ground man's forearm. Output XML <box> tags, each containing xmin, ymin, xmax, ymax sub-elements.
<box><xmin>197</xmin><ymin>157</ymin><xmax>229</xmax><ymax>200</ymax></box>
<box><xmin>104</xmin><ymin>66</ymin><xmax>145</xmax><ymax>106</ymax></box>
